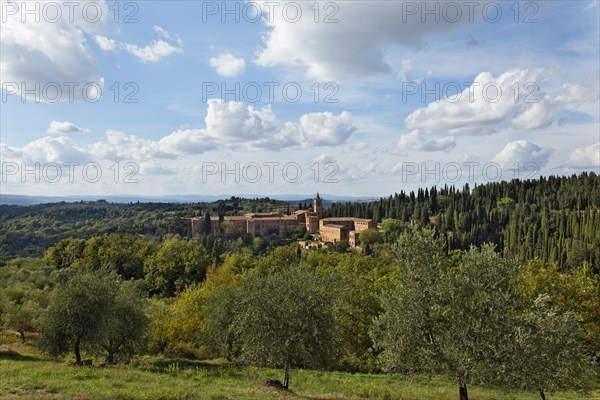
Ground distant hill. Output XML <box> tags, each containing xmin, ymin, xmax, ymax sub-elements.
<box><xmin>0</xmin><ymin>193</ymin><xmax>377</xmax><ymax>206</ymax></box>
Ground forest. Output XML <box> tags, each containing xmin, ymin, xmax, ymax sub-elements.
<box><xmin>324</xmin><ymin>172</ymin><xmax>600</xmax><ymax>271</ymax></box>
<box><xmin>2</xmin><ymin>173</ymin><xmax>598</xmax><ymax>272</ymax></box>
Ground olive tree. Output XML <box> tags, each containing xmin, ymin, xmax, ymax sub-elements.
<box><xmin>2</xmin><ymin>299</ymin><xmax>40</xmax><ymax>342</ymax></box>
<box><xmin>511</xmin><ymin>294</ymin><xmax>594</xmax><ymax>400</ymax></box>
<box><xmin>372</xmin><ymin>226</ymin><xmax>520</xmax><ymax>400</ymax></box>
<box><xmin>39</xmin><ymin>272</ymin><xmax>148</xmax><ymax>364</ymax></box>
<box><xmin>101</xmin><ymin>280</ymin><xmax>149</xmax><ymax>363</ymax></box>
<box><xmin>39</xmin><ymin>272</ymin><xmax>116</xmax><ymax>364</ymax></box>
<box><xmin>232</xmin><ymin>265</ymin><xmax>339</xmax><ymax>389</ymax></box>
<box><xmin>202</xmin><ymin>284</ymin><xmax>240</xmax><ymax>361</ymax></box>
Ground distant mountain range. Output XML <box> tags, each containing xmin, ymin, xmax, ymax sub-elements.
<box><xmin>0</xmin><ymin>193</ymin><xmax>379</xmax><ymax>206</ymax></box>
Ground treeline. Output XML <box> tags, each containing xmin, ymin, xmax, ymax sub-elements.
<box><xmin>3</xmin><ymin>174</ymin><xmax>599</xmax><ymax>271</ymax></box>
<box><xmin>0</xmin><ymin>197</ymin><xmax>290</xmax><ymax>259</ymax></box>
<box><xmin>1</xmin><ymin>228</ymin><xmax>599</xmax><ymax>399</ymax></box>
<box><xmin>327</xmin><ymin>173</ymin><xmax>600</xmax><ymax>271</ymax></box>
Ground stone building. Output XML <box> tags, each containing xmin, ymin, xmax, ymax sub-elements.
<box><xmin>318</xmin><ymin>217</ymin><xmax>374</xmax><ymax>245</ymax></box>
<box><xmin>304</xmin><ymin>192</ymin><xmax>323</xmax><ymax>233</ymax></box>
<box><xmin>191</xmin><ymin>211</ymin><xmax>304</xmax><ymax>237</ymax></box>
<box><xmin>190</xmin><ymin>193</ymin><xmax>375</xmax><ymax>247</ymax></box>
<box><xmin>320</xmin><ymin>224</ymin><xmax>349</xmax><ymax>243</ymax></box>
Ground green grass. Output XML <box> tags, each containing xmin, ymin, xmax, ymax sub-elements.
<box><xmin>1</xmin><ymin>342</ymin><xmax>598</xmax><ymax>400</ymax></box>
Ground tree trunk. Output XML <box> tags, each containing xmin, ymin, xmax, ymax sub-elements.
<box><xmin>18</xmin><ymin>330</ymin><xmax>25</xmax><ymax>343</ymax></box>
<box><xmin>74</xmin><ymin>337</ymin><xmax>82</xmax><ymax>364</ymax></box>
<box><xmin>226</xmin><ymin>336</ymin><xmax>233</xmax><ymax>362</ymax></box>
<box><xmin>283</xmin><ymin>362</ymin><xmax>290</xmax><ymax>390</ymax></box>
<box><xmin>539</xmin><ymin>388</ymin><xmax>546</xmax><ymax>400</ymax></box>
<box><xmin>105</xmin><ymin>340</ymin><xmax>117</xmax><ymax>364</ymax></box>
<box><xmin>458</xmin><ymin>377</ymin><xmax>468</xmax><ymax>400</ymax></box>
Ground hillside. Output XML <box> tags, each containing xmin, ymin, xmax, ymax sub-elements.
<box><xmin>2</xmin><ymin>173</ymin><xmax>599</xmax><ymax>268</ymax></box>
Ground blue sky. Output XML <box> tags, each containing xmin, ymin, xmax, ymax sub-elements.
<box><xmin>1</xmin><ymin>0</ymin><xmax>599</xmax><ymax>197</ymax></box>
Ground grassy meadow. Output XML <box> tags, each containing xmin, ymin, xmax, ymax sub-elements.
<box><xmin>1</xmin><ymin>333</ymin><xmax>598</xmax><ymax>400</ymax></box>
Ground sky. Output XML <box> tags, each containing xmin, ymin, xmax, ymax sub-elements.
<box><xmin>1</xmin><ymin>0</ymin><xmax>599</xmax><ymax>197</ymax></box>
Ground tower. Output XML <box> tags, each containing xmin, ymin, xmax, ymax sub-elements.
<box><xmin>313</xmin><ymin>193</ymin><xmax>323</xmax><ymax>219</ymax></box>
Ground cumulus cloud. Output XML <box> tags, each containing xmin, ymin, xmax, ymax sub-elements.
<box><xmin>398</xmin><ymin>130</ymin><xmax>456</xmax><ymax>151</ymax></box>
<box><xmin>344</xmin><ymin>161</ymin><xmax>378</xmax><ymax>181</ymax></box>
<box><xmin>1</xmin><ymin>136</ymin><xmax>90</xmax><ymax>163</ymax></box>
<box><xmin>88</xmin><ymin>101</ymin><xmax>355</xmax><ymax>161</ymax></box>
<box><xmin>157</xmin><ymin>129</ymin><xmax>218</xmax><ymax>156</ymax></box>
<box><xmin>3</xmin><ymin>100</ymin><xmax>357</xmax><ymax>163</ymax></box>
<box><xmin>153</xmin><ymin>25</ymin><xmax>183</xmax><ymax>46</ymax></box>
<box><xmin>1</xmin><ymin>2</ymin><xmax>183</xmax><ymax>101</ymax></box>
<box><xmin>89</xmin><ymin>130</ymin><xmax>181</xmax><ymax>161</ymax></box>
<box><xmin>492</xmin><ymin>140</ymin><xmax>554</xmax><ymax>169</ymax></box>
<box><xmin>288</xmin><ymin>111</ymin><xmax>356</xmax><ymax>147</ymax></box>
<box><xmin>169</xmin><ymin>100</ymin><xmax>355</xmax><ymax>150</ymax></box>
<box><xmin>565</xmin><ymin>142</ymin><xmax>600</xmax><ymax>168</ymax></box>
<box><xmin>95</xmin><ymin>25</ymin><xmax>183</xmax><ymax>63</ymax></box>
<box><xmin>125</xmin><ymin>40</ymin><xmax>183</xmax><ymax>63</ymax></box>
<box><xmin>204</xmin><ymin>100</ymin><xmax>277</xmax><ymax>141</ymax></box>
<box><xmin>555</xmin><ymin>75</ymin><xmax>600</xmax><ymax>105</ymax></box>
<box><xmin>94</xmin><ymin>35</ymin><xmax>118</xmax><ymax>52</ymax></box>
<box><xmin>405</xmin><ymin>69</ymin><xmax>556</xmax><ymax>135</ymax></box>
<box><xmin>47</xmin><ymin>121</ymin><xmax>90</xmax><ymax>134</ymax></box>
<box><xmin>1</xmin><ymin>0</ymin><xmax>106</xmax><ymax>101</ymax></box>
<box><xmin>405</xmin><ymin>69</ymin><xmax>600</xmax><ymax>136</ymax></box>
<box><xmin>140</xmin><ymin>162</ymin><xmax>178</xmax><ymax>175</ymax></box>
<box><xmin>209</xmin><ymin>53</ymin><xmax>246</xmax><ymax>77</ymax></box>
<box><xmin>254</xmin><ymin>1</ymin><xmax>477</xmax><ymax>80</ymax></box>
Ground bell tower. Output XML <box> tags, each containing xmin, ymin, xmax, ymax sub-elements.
<box><xmin>313</xmin><ymin>193</ymin><xmax>323</xmax><ymax>219</ymax></box>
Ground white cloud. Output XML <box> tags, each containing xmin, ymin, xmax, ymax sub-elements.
<box><xmin>209</xmin><ymin>53</ymin><xmax>246</xmax><ymax>77</ymax></box>
<box><xmin>47</xmin><ymin>121</ymin><xmax>90</xmax><ymax>134</ymax></box>
<box><xmin>510</xmin><ymin>99</ymin><xmax>557</xmax><ymax>130</ymax></box>
<box><xmin>405</xmin><ymin>69</ymin><xmax>599</xmax><ymax>136</ymax></box>
<box><xmin>153</xmin><ymin>25</ymin><xmax>183</xmax><ymax>46</ymax></box>
<box><xmin>182</xmin><ymin>100</ymin><xmax>356</xmax><ymax>150</ymax></box>
<box><xmin>254</xmin><ymin>1</ymin><xmax>477</xmax><ymax>80</ymax></box>
<box><xmin>294</xmin><ymin>111</ymin><xmax>357</xmax><ymax>147</ymax></box>
<box><xmin>405</xmin><ymin>69</ymin><xmax>557</xmax><ymax>135</ymax></box>
<box><xmin>94</xmin><ymin>26</ymin><xmax>183</xmax><ymax>63</ymax></box>
<box><xmin>565</xmin><ymin>142</ymin><xmax>600</xmax><ymax>168</ymax></box>
<box><xmin>141</xmin><ymin>162</ymin><xmax>178</xmax><ymax>175</ymax></box>
<box><xmin>125</xmin><ymin>40</ymin><xmax>183</xmax><ymax>63</ymax></box>
<box><xmin>1</xmin><ymin>136</ymin><xmax>90</xmax><ymax>163</ymax></box>
<box><xmin>3</xmin><ymin>100</ymin><xmax>357</xmax><ymax>164</ymax></box>
<box><xmin>1</xmin><ymin>1</ymin><xmax>106</xmax><ymax>101</ymax></box>
<box><xmin>344</xmin><ymin>161</ymin><xmax>378</xmax><ymax>181</ymax></box>
<box><xmin>204</xmin><ymin>100</ymin><xmax>277</xmax><ymax>141</ymax></box>
<box><xmin>157</xmin><ymin>129</ymin><xmax>217</xmax><ymax>155</ymax></box>
<box><xmin>1</xmin><ymin>7</ymin><xmax>183</xmax><ymax>101</ymax></box>
<box><xmin>398</xmin><ymin>130</ymin><xmax>455</xmax><ymax>151</ymax></box>
<box><xmin>492</xmin><ymin>140</ymin><xmax>553</xmax><ymax>169</ymax></box>
<box><xmin>555</xmin><ymin>75</ymin><xmax>600</xmax><ymax>105</ymax></box>
<box><xmin>94</xmin><ymin>35</ymin><xmax>118</xmax><ymax>52</ymax></box>
<box><xmin>89</xmin><ymin>130</ymin><xmax>180</xmax><ymax>161</ymax></box>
